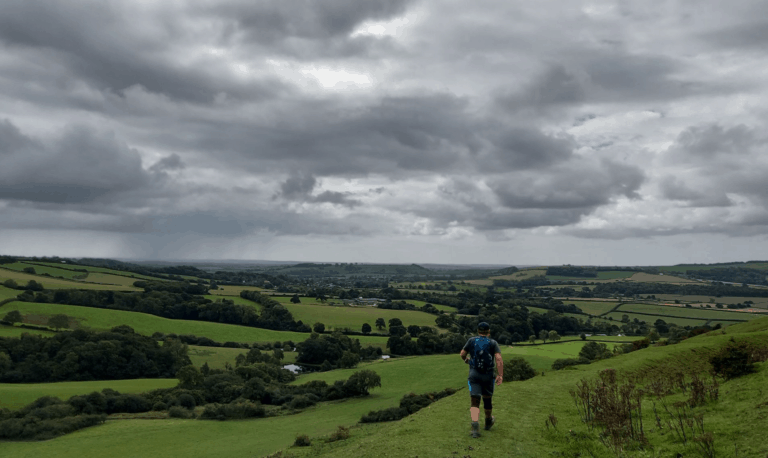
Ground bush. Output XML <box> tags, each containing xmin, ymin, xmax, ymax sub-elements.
<box><xmin>200</xmin><ymin>400</ymin><xmax>266</xmax><ymax>420</ymax></box>
<box><xmin>504</xmin><ymin>357</ymin><xmax>536</xmax><ymax>381</ymax></box>
<box><xmin>360</xmin><ymin>388</ymin><xmax>457</xmax><ymax>423</ymax></box>
<box><xmin>178</xmin><ymin>393</ymin><xmax>196</xmax><ymax>410</ymax></box>
<box><xmin>327</xmin><ymin>426</ymin><xmax>350</xmax><ymax>442</ymax></box>
<box><xmin>552</xmin><ymin>357</ymin><xmax>590</xmax><ymax>371</ymax></box>
<box><xmin>288</xmin><ymin>395</ymin><xmax>316</xmax><ymax>410</ymax></box>
<box><xmin>168</xmin><ymin>406</ymin><xmax>193</xmax><ymax>418</ymax></box>
<box><xmin>710</xmin><ymin>339</ymin><xmax>759</xmax><ymax>380</ymax></box>
<box><xmin>152</xmin><ymin>401</ymin><xmax>168</xmax><ymax>411</ymax></box>
<box><xmin>294</xmin><ymin>434</ymin><xmax>311</xmax><ymax>446</ymax></box>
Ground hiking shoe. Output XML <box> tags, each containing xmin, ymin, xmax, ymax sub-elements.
<box><xmin>485</xmin><ymin>416</ymin><xmax>495</xmax><ymax>431</ymax></box>
<box><xmin>471</xmin><ymin>421</ymin><xmax>481</xmax><ymax>438</ymax></box>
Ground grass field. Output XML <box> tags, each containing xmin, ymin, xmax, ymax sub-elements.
<box><xmin>626</xmin><ymin>272</ymin><xmax>698</xmax><ymax>283</ymax></box>
<box><xmin>0</xmin><ymin>285</ymin><xmax>20</xmax><ymax>302</ymax></box>
<box><xmin>5</xmin><ymin>321</ymin><xmax>767</xmax><ymax>458</ymax></box>
<box><xmin>653</xmin><ymin>294</ymin><xmax>768</xmax><ymax>308</ymax></box>
<box><xmin>202</xmin><ymin>295</ymin><xmax>263</xmax><ymax>310</ymax></box>
<box><xmin>273</xmin><ymin>299</ymin><xmax>440</xmax><ymax>331</ymax></box>
<box><xmin>402</xmin><ymin>299</ymin><xmax>457</xmax><ymax>312</ymax></box>
<box><xmin>0</xmin><ymin>324</ymin><xmax>55</xmax><ymax>338</ymax></box>
<box><xmin>0</xmin><ymin>267</ymin><xmax>140</xmax><ymax>291</ymax></box>
<box><xmin>32</xmin><ymin>262</ymin><xmax>166</xmax><ymax>281</ymax></box>
<box><xmin>562</xmin><ymin>300</ymin><xmax>620</xmax><ymax>315</ymax></box>
<box><xmin>0</xmin><ymin>301</ymin><xmax>390</xmax><ymax>347</ymax></box>
<box><xmin>208</xmin><ymin>285</ymin><xmax>264</xmax><ymax>296</ymax></box>
<box><xmin>617</xmin><ymin>302</ymin><xmax>759</xmax><ymax>321</ymax></box>
<box><xmin>604</xmin><ymin>311</ymin><xmax>709</xmax><ymax>327</ymax></box>
<box><xmin>547</xmin><ymin>271</ymin><xmax>635</xmax><ymax>281</ymax></box>
<box><xmin>1</xmin><ymin>262</ymin><xmax>86</xmax><ymax>279</ymax></box>
<box><xmin>0</xmin><ymin>379</ymin><xmax>178</xmax><ymax>410</ymax></box>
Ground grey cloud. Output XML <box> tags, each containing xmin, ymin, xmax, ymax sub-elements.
<box><xmin>490</xmin><ymin>160</ymin><xmax>644</xmax><ymax>211</ymax></box>
<box><xmin>659</xmin><ymin>177</ymin><xmax>733</xmax><ymax>208</ymax></box>
<box><xmin>672</xmin><ymin>124</ymin><xmax>760</xmax><ymax>160</ymax></box>
<box><xmin>484</xmin><ymin>127</ymin><xmax>575</xmax><ymax>170</ymax></box>
<box><xmin>0</xmin><ymin>1</ymin><xmax>289</xmax><ymax>103</ymax></box>
<box><xmin>0</xmin><ymin>120</ymin><xmax>154</xmax><ymax>204</ymax></box>
<box><xmin>278</xmin><ymin>173</ymin><xmax>361</xmax><ymax>207</ymax></box>
<box><xmin>149</xmin><ymin>154</ymin><xmax>186</xmax><ymax>173</ymax></box>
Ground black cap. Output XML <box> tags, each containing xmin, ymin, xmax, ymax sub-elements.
<box><xmin>477</xmin><ymin>322</ymin><xmax>490</xmax><ymax>332</ymax></box>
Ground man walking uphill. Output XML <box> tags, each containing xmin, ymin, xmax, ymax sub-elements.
<box><xmin>460</xmin><ymin>321</ymin><xmax>503</xmax><ymax>438</ymax></box>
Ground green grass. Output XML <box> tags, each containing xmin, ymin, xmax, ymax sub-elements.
<box><xmin>0</xmin><ymin>379</ymin><xmax>178</xmax><ymax>410</ymax></box>
<box><xmin>0</xmin><ymin>324</ymin><xmax>55</xmax><ymax>338</ymax></box>
<box><xmin>563</xmin><ymin>300</ymin><xmax>620</xmax><ymax>315</ymax></box>
<box><xmin>274</xmin><ymin>300</ymin><xmax>440</xmax><ymax>331</ymax></box>
<box><xmin>547</xmin><ymin>271</ymin><xmax>635</xmax><ymax>281</ymax></box>
<box><xmin>6</xmin><ymin>322</ymin><xmax>768</xmax><ymax>458</ymax></box>
<box><xmin>653</xmin><ymin>294</ymin><xmax>768</xmax><ymax>309</ymax></box>
<box><xmin>605</xmin><ymin>311</ymin><xmax>708</xmax><ymax>327</ymax></box>
<box><xmin>1</xmin><ymin>262</ymin><xmax>86</xmax><ymax>280</ymax></box>
<box><xmin>0</xmin><ymin>267</ymin><xmax>140</xmax><ymax>291</ymax></box>
<box><xmin>617</xmin><ymin>302</ymin><xmax>759</xmax><ymax>321</ymax></box>
<box><xmin>202</xmin><ymin>295</ymin><xmax>262</xmax><ymax>310</ymax></box>
<box><xmin>208</xmin><ymin>285</ymin><xmax>265</xmax><ymax>296</ymax></box>
<box><xmin>0</xmin><ymin>285</ymin><xmax>20</xmax><ymax>302</ymax></box>
<box><xmin>656</xmin><ymin>262</ymin><xmax>768</xmax><ymax>272</ymax></box>
<box><xmin>0</xmin><ymin>301</ymin><xmax>389</xmax><ymax>346</ymax></box>
<box><xmin>32</xmin><ymin>262</ymin><xmax>166</xmax><ymax>281</ymax></box>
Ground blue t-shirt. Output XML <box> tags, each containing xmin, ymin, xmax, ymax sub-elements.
<box><xmin>463</xmin><ymin>336</ymin><xmax>501</xmax><ymax>376</ymax></box>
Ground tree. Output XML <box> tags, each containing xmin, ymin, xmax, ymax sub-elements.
<box><xmin>504</xmin><ymin>357</ymin><xmax>536</xmax><ymax>382</ymax></box>
<box><xmin>48</xmin><ymin>314</ymin><xmax>70</xmax><ymax>330</ymax></box>
<box><xmin>389</xmin><ymin>325</ymin><xmax>407</xmax><ymax>337</ymax></box>
<box><xmin>548</xmin><ymin>330</ymin><xmax>561</xmax><ymax>342</ymax></box>
<box><xmin>539</xmin><ymin>329</ymin><xmax>549</xmax><ymax>343</ymax></box>
<box><xmin>407</xmin><ymin>325</ymin><xmax>421</xmax><ymax>338</ymax></box>
<box><xmin>343</xmin><ymin>369</ymin><xmax>382</xmax><ymax>396</ymax></box>
<box><xmin>273</xmin><ymin>348</ymin><xmax>284</xmax><ymax>361</ymax></box>
<box><xmin>375</xmin><ymin>318</ymin><xmax>386</xmax><ymax>330</ymax></box>
<box><xmin>290</xmin><ymin>294</ymin><xmax>301</xmax><ymax>304</ymax></box>
<box><xmin>2</xmin><ymin>279</ymin><xmax>18</xmax><ymax>289</ymax></box>
<box><xmin>528</xmin><ymin>335</ymin><xmax>536</xmax><ymax>344</ymax></box>
<box><xmin>2</xmin><ymin>310</ymin><xmax>22</xmax><ymax>324</ymax></box>
<box><xmin>435</xmin><ymin>314</ymin><xmax>453</xmax><ymax>329</ymax></box>
<box><xmin>361</xmin><ymin>323</ymin><xmax>372</xmax><ymax>334</ymax></box>
<box><xmin>177</xmin><ymin>365</ymin><xmax>204</xmax><ymax>389</ymax></box>
<box><xmin>579</xmin><ymin>333</ymin><xmax>587</xmax><ymax>341</ymax></box>
<box><xmin>23</xmin><ymin>266</ymin><xmax>36</xmax><ymax>275</ymax></box>
<box><xmin>388</xmin><ymin>318</ymin><xmax>403</xmax><ymax>328</ymax></box>
<box><xmin>313</xmin><ymin>322</ymin><xmax>325</xmax><ymax>333</ymax></box>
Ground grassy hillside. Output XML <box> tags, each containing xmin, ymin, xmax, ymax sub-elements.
<box><xmin>0</xmin><ymin>301</ymin><xmax>388</xmax><ymax>347</ymax></box>
<box><xmin>1</xmin><ymin>262</ymin><xmax>86</xmax><ymax>280</ymax></box>
<box><xmin>0</xmin><ymin>267</ymin><xmax>140</xmax><ymax>291</ymax></box>
<box><xmin>273</xmin><ymin>299</ymin><xmax>440</xmax><ymax>331</ymax></box>
<box><xmin>0</xmin><ymin>379</ymin><xmax>177</xmax><ymax>410</ymax></box>
<box><xmin>0</xmin><ymin>324</ymin><xmax>55</xmax><ymax>338</ymax></box>
<box><xmin>276</xmin><ymin>317</ymin><xmax>768</xmax><ymax>458</ymax></box>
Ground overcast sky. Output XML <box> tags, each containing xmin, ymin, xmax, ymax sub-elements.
<box><xmin>1</xmin><ymin>0</ymin><xmax>768</xmax><ymax>265</ymax></box>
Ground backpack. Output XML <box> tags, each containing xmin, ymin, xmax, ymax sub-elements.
<box><xmin>470</xmin><ymin>336</ymin><xmax>495</xmax><ymax>374</ymax></box>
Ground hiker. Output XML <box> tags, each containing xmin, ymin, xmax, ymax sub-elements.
<box><xmin>460</xmin><ymin>321</ymin><xmax>503</xmax><ymax>438</ymax></box>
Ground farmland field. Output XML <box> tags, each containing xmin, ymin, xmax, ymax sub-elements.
<box><xmin>616</xmin><ymin>302</ymin><xmax>757</xmax><ymax>321</ymax></box>
<box><xmin>625</xmin><ymin>272</ymin><xmax>698</xmax><ymax>283</ymax></box>
<box><xmin>0</xmin><ymin>379</ymin><xmax>178</xmax><ymax>411</ymax></box>
<box><xmin>562</xmin><ymin>300</ymin><xmax>621</xmax><ymax>315</ymax></box>
<box><xmin>656</xmin><ymin>262</ymin><xmax>768</xmax><ymax>272</ymax></box>
<box><xmin>1</xmin><ymin>262</ymin><xmax>86</xmax><ymax>279</ymax></box>
<box><xmin>653</xmin><ymin>294</ymin><xmax>768</xmax><ymax>309</ymax></box>
<box><xmin>202</xmin><ymin>295</ymin><xmax>262</xmax><ymax>310</ymax></box>
<box><xmin>32</xmin><ymin>262</ymin><xmax>166</xmax><ymax>281</ymax></box>
<box><xmin>604</xmin><ymin>311</ymin><xmax>709</xmax><ymax>327</ymax></box>
<box><xmin>0</xmin><ymin>324</ymin><xmax>55</xmax><ymax>338</ymax></box>
<box><xmin>270</xmin><ymin>299</ymin><xmax>441</xmax><ymax>331</ymax></box>
<box><xmin>0</xmin><ymin>267</ymin><xmax>140</xmax><ymax>291</ymax></box>
<box><xmin>208</xmin><ymin>285</ymin><xmax>264</xmax><ymax>296</ymax></box>
<box><xmin>547</xmin><ymin>271</ymin><xmax>635</xmax><ymax>281</ymax></box>
<box><xmin>0</xmin><ymin>301</ymin><xmax>389</xmax><ymax>346</ymax></box>
<box><xmin>403</xmin><ymin>299</ymin><xmax>457</xmax><ymax>312</ymax></box>
<box><xmin>0</xmin><ymin>285</ymin><xmax>20</xmax><ymax>301</ymax></box>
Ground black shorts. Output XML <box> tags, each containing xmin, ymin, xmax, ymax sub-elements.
<box><xmin>468</xmin><ymin>370</ymin><xmax>494</xmax><ymax>397</ymax></box>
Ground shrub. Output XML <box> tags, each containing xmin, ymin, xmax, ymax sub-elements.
<box><xmin>710</xmin><ymin>339</ymin><xmax>758</xmax><ymax>380</ymax></box>
<box><xmin>178</xmin><ymin>393</ymin><xmax>196</xmax><ymax>410</ymax></box>
<box><xmin>200</xmin><ymin>400</ymin><xmax>266</xmax><ymax>420</ymax></box>
<box><xmin>168</xmin><ymin>406</ymin><xmax>192</xmax><ymax>418</ymax></box>
<box><xmin>288</xmin><ymin>395</ymin><xmax>316</xmax><ymax>410</ymax></box>
<box><xmin>294</xmin><ymin>434</ymin><xmax>311</xmax><ymax>446</ymax></box>
<box><xmin>552</xmin><ymin>357</ymin><xmax>590</xmax><ymax>371</ymax></box>
<box><xmin>152</xmin><ymin>401</ymin><xmax>168</xmax><ymax>411</ymax></box>
<box><xmin>504</xmin><ymin>357</ymin><xmax>536</xmax><ymax>381</ymax></box>
<box><xmin>327</xmin><ymin>426</ymin><xmax>350</xmax><ymax>442</ymax></box>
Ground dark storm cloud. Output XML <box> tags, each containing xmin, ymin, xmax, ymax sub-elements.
<box><xmin>659</xmin><ymin>177</ymin><xmax>733</xmax><ymax>208</ymax></box>
<box><xmin>483</xmin><ymin>127</ymin><xmax>575</xmax><ymax>170</ymax></box>
<box><xmin>277</xmin><ymin>173</ymin><xmax>361</xmax><ymax>207</ymax></box>
<box><xmin>0</xmin><ymin>119</ymin><xmax>155</xmax><ymax>204</ymax></box>
<box><xmin>0</xmin><ymin>1</ymin><xmax>288</xmax><ymax>103</ymax></box>
<box><xmin>149</xmin><ymin>154</ymin><xmax>186</xmax><ymax>173</ymax></box>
